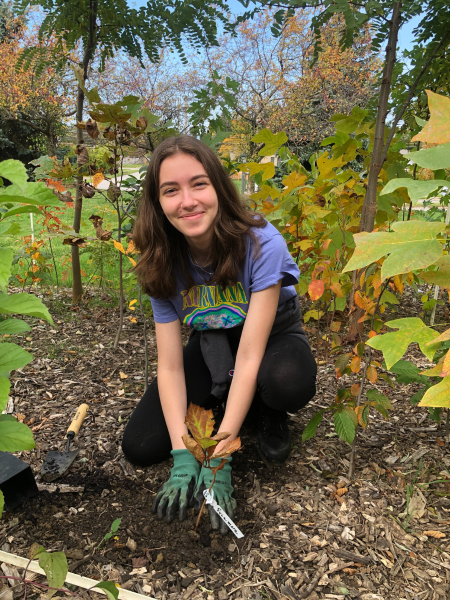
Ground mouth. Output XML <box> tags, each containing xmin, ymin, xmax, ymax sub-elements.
<box><xmin>180</xmin><ymin>212</ymin><xmax>205</xmax><ymax>221</ymax></box>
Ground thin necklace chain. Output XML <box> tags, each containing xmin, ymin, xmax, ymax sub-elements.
<box><xmin>188</xmin><ymin>248</ymin><xmax>214</xmax><ymax>278</ymax></box>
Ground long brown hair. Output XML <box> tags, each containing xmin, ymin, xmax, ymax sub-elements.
<box><xmin>133</xmin><ymin>135</ymin><xmax>266</xmax><ymax>298</ymax></box>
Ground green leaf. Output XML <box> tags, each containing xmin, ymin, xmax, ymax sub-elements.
<box><xmin>0</xmin><ymin>249</ymin><xmax>13</xmax><ymax>291</ymax></box>
<box><xmin>0</xmin><ymin>415</ymin><xmax>35</xmax><ymax>451</ymax></box>
<box><xmin>201</xmin><ymin>130</ymin><xmax>231</xmax><ymax>151</ymax></box>
<box><xmin>380</xmin><ymin>178</ymin><xmax>448</xmax><ymax>203</ymax></box>
<box><xmin>419</xmin><ymin>377</ymin><xmax>450</xmax><ymax>408</ymax></box>
<box><xmin>302</xmin><ymin>411</ymin><xmax>324</xmax><ymax>441</ymax></box>
<box><xmin>38</xmin><ymin>551</ymin><xmax>68</xmax><ymax>598</ymax></box>
<box><xmin>389</xmin><ymin>360</ymin><xmax>427</xmax><ymax>384</ymax></box>
<box><xmin>366</xmin><ymin>389</ymin><xmax>392</xmax><ymax>410</ymax></box>
<box><xmin>380</xmin><ymin>289</ymin><xmax>399</xmax><ymax>305</ymax></box>
<box><xmin>241</xmin><ymin>161</ymin><xmax>275</xmax><ymax>181</ymax></box>
<box><xmin>335</xmin><ymin>353</ymin><xmax>352</xmax><ymax>375</ymax></box>
<box><xmin>110</xmin><ymin>518</ymin><xmax>121</xmax><ymax>533</ymax></box>
<box><xmin>0</xmin><ymin>292</ymin><xmax>53</xmax><ymax>323</ymax></box>
<box><xmin>0</xmin><ymin>376</ymin><xmax>11</xmax><ymax>412</ymax></box>
<box><xmin>2</xmin><ymin>205</ymin><xmax>42</xmax><ymax>220</ymax></box>
<box><xmin>343</xmin><ymin>220</ymin><xmax>445</xmax><ymax>281</ymax></box>
<box><xmin>0</xmin><ymin>489</ymin><xmax>4</xmax><ymax>518</ymax></box>
<box><xmin>0</xmin><ymin>222</ymin><xmax>20</xmax><ymax>237</ymax></box>
<box><xmin>419</xmin><ymin>255</ymin><xmax>450</xmax><ymax>289</ymax></box>
<box><xmin>251</xmin><ymin>129</ymin><xmax>288</xmax><ymax>156</ymax></box>
<box><xmin>30</xmin><ymin>543</ymin><xmax>46</xmax><ymax>560</ymax></box>
<box><xmin>366</xmin><ymin>318</ymin><xmax>440</xmax><ymax>369</ymax></box>
<box><xmin>334</xmin><ymin>409</ymin><xmax>357</xmax><ymax>445</ymax></box>
<box><xmin>0</xmin><ymin>160</ymin><xmax>28</xmax><ymax>189</ymax></box>
<box><xmin>0</xmin><ymin>318</ymin><xmax>32</xmax><ymax>335</ymax></box>
<box><xmin>0</xmin><ymin>342</ymin><xmax>33</xmax><ymax>372</ymax></box>
<box><xmin>95</xmin><ymin>581</ymin><xmax>119</xmax><ymax>600</ymax></box>
<box><xmin>407</xmin><ymin>142</ymin><xmax>450</xmax><ymax>170</ymax></box>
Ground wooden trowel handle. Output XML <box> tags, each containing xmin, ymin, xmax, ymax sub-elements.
<box><xmin>67</xmin><ymin>403</ymin><xmax>89</xmax><ymax>438</ymax></box>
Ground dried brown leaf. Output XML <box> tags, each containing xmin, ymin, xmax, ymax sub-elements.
<box><xmin>423</xmin><ymin>530</ymin><xmax>446</xmax><ymax>539</ymax></box>
<box><xmin>185</xmin><ymin>403</ymin><xmax>215</xmax><ymax>441</ymax></box>
<box><xmin>213</xmin><ymin>437</ymin><xmax>242</xmax><ymax>458</ymax></box>
<box><xmin>181</xmin><ymin>434</ymin><xmax>204</xmax><ymax>464</ymax></box>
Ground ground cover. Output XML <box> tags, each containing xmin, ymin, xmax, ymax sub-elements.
<box><xmin>1</xmin><ymin>289</ymin><xmax>450</xmax><ymax>600</ymax></box>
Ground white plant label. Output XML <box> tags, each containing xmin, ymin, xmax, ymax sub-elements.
<box><xmin>203</xmin><ymin>489</ymin><xmax>244</xmax><ymax>539</ymax></box>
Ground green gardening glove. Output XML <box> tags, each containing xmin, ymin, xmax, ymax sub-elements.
<box><xmin>193</xmin><ymin>457</ymin><xmax>236</xmax><ymax>535</ymax></box>
<box><xmin>152</xmin><ymin>449</ymin><xmax>200</xmax><ymax>523</ymax></box>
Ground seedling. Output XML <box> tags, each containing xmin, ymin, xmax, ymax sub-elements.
<box><xmin>182</xmin><ymin>403</ymin><xmax>241</xmax><ymax>531</ymax></box>
<box><xmin>97</xmin><ymin>517</ymin><xmax>121</xmax><ymax>550</ymax></box>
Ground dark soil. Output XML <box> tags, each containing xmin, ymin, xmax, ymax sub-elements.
<box><xmin>1</xmin><ymin>287</ymin><xmax>450</xmax><ymax>600</ymax></box>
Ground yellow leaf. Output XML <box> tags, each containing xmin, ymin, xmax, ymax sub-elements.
<box><xmin>412</xmin><ymin>91</ymin><xmax>450</xmax><ymax>144</ymax></box>
<box><xmin>294</xmin><ymin>239</ymin><xmax>314</xmax><ymax>251</ymax></box>
<box><xmin>129</xmin><ymin>299</ymin><xmax>137</xmax><ymax>307</ymax></box>
<box><xmin>282</xmin><ymin>171</ymin><xmax>307</xmax><ymax>194</ymax></box>
<box><xmin>119</xmin><ymin>371</ymin><xmax>128</xmax><ymax>379</ymax></box>
<box><xmin>92</xmin><ymin>172</ymin><xmax>104</xmax><ymax>188</ymax></box>
<box><xmin>419</xmin><ymin>377</ymin><xmax>450</xmax><ymax>407</ymax></box>
<box><xmin>113</xmin><ymin>240</ymin><xmax>125</xmax><ymax>254</ymax></box>
<box><xmin>127</xmin><ymin>256</ymin><xmax>137</xmax><ymax>267</ymax></box>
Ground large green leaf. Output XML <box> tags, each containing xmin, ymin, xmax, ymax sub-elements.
<box><xmin>407</xmin><ymin>143</ymin><xmax>450</xmax><ymax>170</ymax></box>
<box><xmin>380</xmin><ymin>178</ymin><xmax>448</xmax><ymax>203</ymax></box>
<box><xmin>302</xmin><ymin>410</ymin><xmax>324</xmax><ymax>441</ymax></box>
<box><xmin>0</xmin><ymin>160</ymin><xmax>28</xmax><ymax>189</ymax></box>
<box><xmin>0</xmin><ymin>318</ymin><xmax>32</xmax><ymax>334</ymax></box>
<box><xmin>0</xmin><ymin>222</ymin><xmax>20</xmax><ymax>237</ymax></box>
<box><xmin>419</xmin><ymin>255</ymin><xmax>450</xmax><ymax>288</ymax></box>
<box><xmin>419</xmin><ymin>377</ymin><xmax>450</xmax><ymax>408</ymax></box>
<box><xmin>38</xmin><ymin>550</ymin><xmax>68</xmax><ymax>598</ymax></box>
<box><xmin>0</xmin><ymin>343</ymin><xmax>33</xmax><ymax>372</ymax></box>
<box><xmin>366</xmin><ymin>318</ymin><xmax>440</xmax><ymax>369</ymax></box>
<box><xmin>0</xmin><ymin>292</ymin><xmax>53</xmax><ymax>323</ymax></box>
<box><xmin>2</xmin><ymin>205</ymin><xmax>42</xmax><ymax>220</ymax></box>
<box><xmin>334</xmin><ymin>408</ymin><xmax>357</xmax><ymax>444</ymax></box>
<box><xmin>343</xmin><ymin>220</ymin><xmax>445</xmax><ymax>281</ymax></box>
<box><xmin>251</xmin><ymin>129</ymin><xmax>288</xmax><ymax>156</ymax></box>
<box><xmin>0</xmin><ymin>249</ymin><xmax>13</xmax><ymax>291</ymax></box>
<box><xmin>0</xmin><ymin>376</ymin><xmax>11</xmax><ymax>412</ymax></box>
<box><xmin>0</xmin><ymin>415</ymin><xmax>35</xmax><ymax>451</ymax></box>
<box><xmin>95</xmin><ymin>581</ymin><xmax>119</xmax><ymax>600</ymax></box>
<box><xmin>0</xmin><ymin>181</ymin><xmax>60</xmax><ymax>207</ymax></box>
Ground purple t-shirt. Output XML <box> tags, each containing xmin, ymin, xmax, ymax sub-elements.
<box><xmin>150</xmin><ymin>221</ymin><xmax>299</xmax><ymax>330</ymax></box>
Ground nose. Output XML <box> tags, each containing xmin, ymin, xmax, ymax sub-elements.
<box><xmin>180</xmin><ymin>186</ymin><xmax>197</xmax><ymax>210</ymax></box>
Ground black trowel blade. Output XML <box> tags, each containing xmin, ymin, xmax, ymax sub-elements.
<box><xmin>41</xmin><ymin>449</ymin><xmax>79</xmax><ymax>482</ymax></box>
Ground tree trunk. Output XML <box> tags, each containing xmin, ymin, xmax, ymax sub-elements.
<box><xmin>348</xmin><ymin>1</ymin><xmax>401</xmax><ymax>338</ymax></box>
<box><xmin>359</xmin><ymin>1</ymin><xmax>402</xmax><ymax>233</ymax></box>
<box><xmin>71</xmin><ymin>0</ymin><xmax>98</xmax><ymax>301</ymax></box>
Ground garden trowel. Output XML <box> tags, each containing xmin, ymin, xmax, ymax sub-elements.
<box><xmin>41</xmin><ymin>403</ymin><xmax>89</xmax><ymax>482</ymax></box>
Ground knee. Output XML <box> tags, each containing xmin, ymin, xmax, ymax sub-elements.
<box><xmin>260</xmin><ymin>366</ymin><xmax>317</xmax><ymax>413</ymax></box>
<box><xmin>121</xmin><ymin>423</ymin><xmax>170</xmax><ymax>468</ymax></box>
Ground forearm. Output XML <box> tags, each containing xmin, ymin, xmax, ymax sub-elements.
<box><xmin>157</xmin><ymin>367</ymin><xmax>189</xmax><ymax>450</ymax></box>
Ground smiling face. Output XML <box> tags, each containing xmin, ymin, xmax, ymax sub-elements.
<box><xmin>159</xmin><ymin>152</ymin><xmax>219</xmax><ymax>253</ymax></box>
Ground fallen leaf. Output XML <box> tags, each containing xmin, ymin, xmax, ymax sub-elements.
<box><xmin>423</xmin><ymin>530</ymin><xmax>446</xmax><ymax>539</ymax></box>
<box><xmin>119</xmin><ymin>372</ymin><xmax>128</xmax><ymax>379</ymax></box>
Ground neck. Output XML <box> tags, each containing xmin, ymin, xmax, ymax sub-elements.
<box><xmin>186</xmin><ymin>234</ymin><xmax>213</xmax><ymax>267</ymax></box>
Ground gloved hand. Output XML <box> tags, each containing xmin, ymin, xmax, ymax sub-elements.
<box><xmin>193</xmin><ymin>456</ymin><xmax>236</xmax><ymax>535</ymax></box>
<box><xmin>152</xmin><ymin>449</ymin><xmax>200</xmax><ymax>523</ymax></box>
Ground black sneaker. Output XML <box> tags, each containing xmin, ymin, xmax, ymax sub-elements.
<box><xmin>257</xmin><ymin>405</ymin><xmax>291</xmax><ymax>463</ymax></box>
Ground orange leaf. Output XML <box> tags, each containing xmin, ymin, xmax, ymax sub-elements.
<box><xmin>127</xmin><ymin>256</ymin><xmax>137</xmax><ymax>267</ymax></box>
<box><xmin>336</xmin><ymin>487</ymin><xmax>348</xmax><ymax>496</ymax></box>
<box><xmin>351</xmin><ymin>383</ymin><xmax>360</xmax><ymax>397</ymax></box>
<box><xmin>436</xmin><ymin>437</ymin><xmax>445</xmax><ymax>447</ymax></box>
<box><xmin>181</xmin><ymin>434</ymin><xmax>204</xmax><ymax>463</ymax></box>
<box><xmin>185</xmin><ymin>403</ymin><xmax>215</xmax><ymax>441</ymax></box>
<box><xmin>308</xmin><ymin>279</ymin><xmax>324</xmax><ymax>301</ymax></box>
<box><xmin>423</xmin><ymin>530</ymin><xmax>446</xmax><ymax>539</ymax></box>
<box><xmin>368</xmin><ymin>330</ymin><xmax>377</xmax><ymax>339</ymax></box>
<box><xmin>350</xmin><ymin>357</ymin><xmax>361</xmax><ymax>373</ymax></box>
<box><xmin>92</xmin><ymin>172</ymin><xmax>104</xmax><ymax>188</ymax></box>
<box><xmin>366</xmin><ymin>365</ymin><xmax>378</xmax><ymax>384</ymax></box>
<box><xmin>126</xmin><ymin>240</ymin><xmax>136</xmax><ymax>254</ymax></box>
<box><xmin>330</xmin><ymin>321</ymin><xmax>341</xmax><ymax>332</ymax></box>
<box><xmin>212</xmin><ymin>437</ymin><xmax>242</xmax><ymax>459</ymax></box>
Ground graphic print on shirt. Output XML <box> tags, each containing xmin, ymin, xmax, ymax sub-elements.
<box><xmin>181</xmin><ymin>283</ymin><xmax>247</xmax><ymax>329</ymax></box>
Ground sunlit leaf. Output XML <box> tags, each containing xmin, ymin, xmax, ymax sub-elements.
<box><xmin>343</xmin><ymin>220</ymin><xmax>445</xmax><ymax>281</ymax></box>
<box><xmin>251</xmin><ymin>129</ymin><xmax>288</xmax><ymax>156</ymax></box>
<box><xmin>407</xmin><ymin>142</ymin><xmax>450</xmax><ymax>170</ymax></box>
<box><xmin>419</xmin><ymin>377</ymin><xmax>450</xmax><ymax>408</ymax></box>
<box><xmin>380</xmin><ymin>178</ymin><xmax>448</xmax><ymax>203</ymax></box>
<box><xmin>412</xmin><ymin>91</ymin><xmax>450</xmax><ymax>144</ymax></box>
<box><xmin>309</xmin><ymin>279</ymin><xmax>324</xmax><ymax>301</ymax></box>
<box><xmin>366</xmin><ymin>318</ymin><xmax>440</xmax><ymax>369</ymax></box>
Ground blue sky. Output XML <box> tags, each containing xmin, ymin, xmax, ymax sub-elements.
<box><xmin>132</xmin><ymin>0</ymin><xmax>421</xmax><ymax>53</ymax></box>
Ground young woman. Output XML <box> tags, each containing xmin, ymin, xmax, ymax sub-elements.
<box><xmin>122</xmin><ymin>136</ymin><xmax>317</xmax><ymax>534</ymax></box>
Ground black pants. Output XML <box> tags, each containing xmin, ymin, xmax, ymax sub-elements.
<box><xmin>122</xmin><ymin>328</ymin><xmax>317</xmax><ymax>467</ymax></box>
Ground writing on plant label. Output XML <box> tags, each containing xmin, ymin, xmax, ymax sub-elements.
<box><xmin>203</xmin><ymin>489</ymin><xmax>244</xmax><ymax>539</ymax></box>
